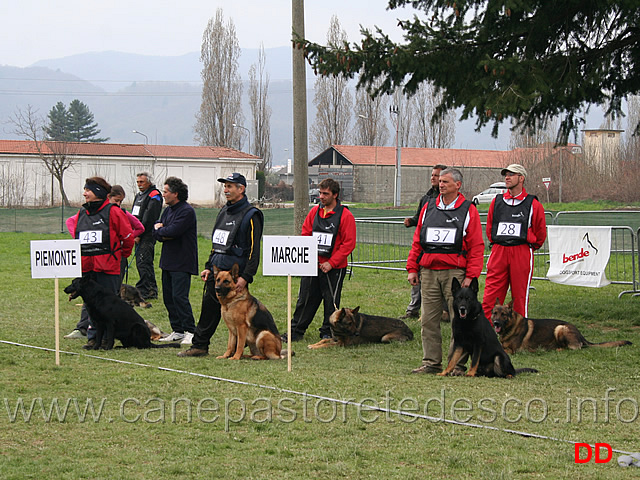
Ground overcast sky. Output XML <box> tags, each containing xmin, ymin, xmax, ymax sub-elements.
<box><xmin>1</xmin><ymin>0</ymin><xmax>413</xmax><ymax>67</ymax></box>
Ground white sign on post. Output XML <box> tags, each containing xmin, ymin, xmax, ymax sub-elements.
<box><xmin>30</xmin><ymin>239</ymin><xmax>82</xmax><ymax>366</ymax></box>
<box><xmin>31</xmin><ymin>239</ymin><xmax>82</xmax><ymax>279</ymax></box>
<box><xmin>262</xmin><ymin>236</ymin><xmax>318</xmax><ymax>372</ymax></box>
<box><xmin>262</xmin><ymin>235</ymin><xmax>318</xmax><ymax>277</ymax></box>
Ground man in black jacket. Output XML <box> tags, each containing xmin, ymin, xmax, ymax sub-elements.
<box><xmin>152</xmin><ymin>177</ymin><xmax>199</xmax><ymax>344</ymax></box>
<box><xmin>131</xmin><ymin>172</ymin><xmax>162</xmax><ymax>300</ymax></box>
<box><xmin>401</xmin><ymin>164</ymin><xmax>447</xmax><ymax>320</ymax></box>
<box><xmin>178</xmin><ymin>173</ymin><xmax>264</xmax><ymax>357</ymax></box>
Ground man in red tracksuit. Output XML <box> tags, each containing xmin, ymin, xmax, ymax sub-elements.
<box><xmin>482</xmin><ymin>164</ymin><xmax>547</xmax><ymax>321</ymax></box>
<box><xmin>282</xmin><ymin>177</ymin><xmax>356</xmax><ymax>342</ymax></box>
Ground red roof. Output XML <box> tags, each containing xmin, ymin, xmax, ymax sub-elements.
<box><xmin>0</xmin><ymin>139</ymin><xmax>259</xmax><ymax>160</ymax></box>
<box><xmin>327</xmin><ymin>144</ymin><xmax>578</xmax><ymax>168</ymax></box>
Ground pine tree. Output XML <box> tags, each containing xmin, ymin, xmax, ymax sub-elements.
<box><xmin>44</xmin><ymin>102</ymin><xmax>70</xmax><ymax>141</ymax></box>
<box><xmin>67</xmin><ymin>100</ymin><xmax>109</xmax><ymax>143</ymax></box>
<box><xmin>300</xmin><ymin>1</ymin><xmax>640</xmax><ymax>144</ymax></box>
<box><xmin>44</xmin><ymin>100</ymin><xmax>109</xmax><ymax>143</ymax></box>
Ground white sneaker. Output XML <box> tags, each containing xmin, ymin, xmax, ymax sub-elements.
<box><xmin>180</xmin><ymin>332</ymin><xmax>194</xmax><ymax>345</ymax></box>
<box><xmin>159</xmin><ymin>331</ymin><xmax>185</xmax><ymax>342</ymax></box>
<box><xmin>64</xmin><ymin>329</ymin><xmax>86</xmax><ymax>339</ymax></box>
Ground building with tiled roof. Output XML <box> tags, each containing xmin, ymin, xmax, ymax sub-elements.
<box><xmin>0</xmin><ymin>140</ymin><xmax>261</xmax><ymax>207</ymax></box>
<box><xmin>309</xmin><ymin>144</ymin><xmax>579</xmax><ymax>203</ymax></box>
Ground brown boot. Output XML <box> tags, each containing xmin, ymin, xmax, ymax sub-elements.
<box><xmin>177</xmin><ymin>347</ymin><xmax>208</xmax><ymax>358</ymax></box>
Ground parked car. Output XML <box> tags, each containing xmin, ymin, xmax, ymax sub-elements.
<box><xmin>309</xmin><ymin>188</ymin><xmax>320</xmax><ymax>204</ymax></box>
<box><xmin>471</xmin><ymin>182</ymin><xmax>507</xmax><ymax>205</ymax></box>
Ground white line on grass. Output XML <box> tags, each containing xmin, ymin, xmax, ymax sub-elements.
<box><xmin>1</xmin><ymin>339</ymin><xmax>633</xmax><ymax>456</ymax></box>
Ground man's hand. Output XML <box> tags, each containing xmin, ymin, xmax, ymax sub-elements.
<box><xmin>200</xmin><ymin>269</ymin><xmax>211</xmax><ymax>282</ymax></box>
<box><xmin>154</xmin><ymin>222</ymin><xmax>163</xmax><ymax>230</ymax></box>
<box><xmin>319</xmin><ymin>261</ymin><xmax>333</xmax><ymax>273</ymax></box>
<box><xmin>235</xmin><ymin>276</ymin><xmax>247</xmax><ymax>292</ymax></box>
<box><xmin>403</xmin><ymin>218</ymin><xmax>412</xmax><ymax>227</ymax></box>
<box><xmin>408</xmin><ymin>272</ymin><xmax>419</xmax><ymax>286</ymax></box>
<box><xmin>134</xmin><ymin>237</ymin><xmax>141</xmax><ymax>245</ymax></box>
<box><xmin>462</xmin><ymin>277</ymin><xmax>473</xmax><ymax>288</ymax></box>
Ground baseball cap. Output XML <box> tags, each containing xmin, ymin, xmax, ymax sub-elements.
<box><xmin>501</xmin><ymin>164</ymin><xmax>527</xmax><ymax>178</ymax></box>
<box><xmin>217</xmin><ymin>172</ymin><xmax>247</xmax><ymax>187</ymax></box>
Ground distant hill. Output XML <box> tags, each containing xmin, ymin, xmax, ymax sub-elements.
<box><xmin>0</xmin><ymin>48</ymin><xmax>530</xmax><ymax>161</ymax></box>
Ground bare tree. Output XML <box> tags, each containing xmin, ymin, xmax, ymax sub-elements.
<box><xmin>194</xmin><ymin>8</ymin><xmax>243</xmax><ymax>147</ymax></box>
<box><xmin>623</xmin><ymin>95</ymin><xmax>640</xmax><ymax>161</ymax></box>
<box><xmin>411</xmin><ymin>83</ymin><xmax>456</xmax><ymax>148</ymax></box>
<box><xmin>8</xmin><ymin>105</ymin><xmax>76</xmax><ymax>206</ymax></box>
<box><xmin>248</xmin><ymin>44</ymin><xmax>273</xmax><ymax>171</ymax></box>
<box><xmin>309</xmin><ymin>16</ymin><xmax>353</xmax><ymax>154</ymax></box>
<box><xmin>353</xmin><ymin>79</ymin><xmax>389</xmax><ymax>146</ymax></box>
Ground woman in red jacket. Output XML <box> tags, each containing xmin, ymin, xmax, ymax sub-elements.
<box><xmin>63</xmin><ymin>177</ymin><xmax>134</xmax><ymax>348</ymax></box>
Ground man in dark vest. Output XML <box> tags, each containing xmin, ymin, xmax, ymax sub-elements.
<box><xmin>178</xmin><ymin>172</ymin><xmax>264</xmax><ymax>357</ymax></box>
<box><xmin>131</xmin><ymin>172</ymin><xmax>162</xmax><ymax>299</ymax></box>
<box><xmin>406</xmin><ymin>168</ymin><xmax>484</xmax><ymax>374</ymax></box>
<box><xmin>282</xmin><ymin>177</ymin><xmax>356</xmax><ymax>342</ymax></box>
<box><xmin>481</xmin><ymin>164</ymin><xmax>547</xmax><ymax>320</ymax></box>
<box><xmin>401</xmin><ymin>164</ymin><xmax>447</xmax><ymax>321</ymax></box>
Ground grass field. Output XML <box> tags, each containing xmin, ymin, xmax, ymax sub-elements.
<box><xmin>1</xmin><ymin>205</ymin><xmax>640</xmax><ymax>478</ymax></box>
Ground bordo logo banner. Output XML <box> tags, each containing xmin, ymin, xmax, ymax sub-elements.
<box><xmin>547</xmin><ymin>226</ymin><xmax>611</xmax><ymax>288</ymax></box>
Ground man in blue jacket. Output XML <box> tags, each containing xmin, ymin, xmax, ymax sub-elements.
<box><xmin>152</xmin><ymin>176</ymin><xmax>198</xmax><ymax>344</ymax></box>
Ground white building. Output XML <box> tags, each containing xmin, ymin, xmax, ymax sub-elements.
<box><xmin>0</xmin><ymin>140</ymin><xmax>261</xmax><ymax>207</ymax></box>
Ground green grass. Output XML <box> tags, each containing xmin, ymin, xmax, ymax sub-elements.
<box><xmin>2</xmin><ymin>222</ymin><xmax>640</xmax><ymax>478</ymax></box>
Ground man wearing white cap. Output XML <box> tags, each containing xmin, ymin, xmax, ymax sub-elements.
<box><xmin>482</xmin><ymin>164</ymin><xmax>547</xmax><ymax>320</ymax></box>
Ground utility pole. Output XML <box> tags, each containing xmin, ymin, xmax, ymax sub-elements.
<box><xmin>292</xmin><ymin>0</ymin><xmax>309</xmax><ymax>234</ymax></box>
<box><xmin>390</xmin><ymin>105</ymin><xmax>402</xmax><ymax>207</ymax></box>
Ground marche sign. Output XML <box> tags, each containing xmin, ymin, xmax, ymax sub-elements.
<box><xmin>263</xmin><ymin>235</ymin><xmax>317</xmax><ymax>372</ymax></box>
<box><xmin>30</xmin><ymin>239</ymin><xmax>82</xmax><ymax>366</ymax></box>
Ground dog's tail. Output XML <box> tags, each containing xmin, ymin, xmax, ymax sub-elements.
<box><xmin>150</xmin><ymin>343</ymin><xmax>181</xmax><ymax>349</ymax></box>
<box><xmin>279</xmin><ymin>349</ymin><xmax>295</xmax><ymax>359</ymax></box>
<box><xmin>514</xmin><ymin>367</ymin><xmax>539</xmax><ymax>375</ymax></box>
<box><xmin>586</xmin><ymin>340</ymin><xmax>632</xmax><ymax>348</ymax></box>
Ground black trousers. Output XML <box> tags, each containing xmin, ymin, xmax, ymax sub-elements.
<box><xmin>291</xmin><ymin>267</ymin><xmax>346</xmax><ymax>338</ymax></box>
<box><xmin>135</xmin><ymin>237</ymin><xmax>158</xmax><ymax>298</ymax></box>
<box><xmin>191</xmin><ymin>276</ymin><xmax>222</xmax><ymax>351</ymax></box>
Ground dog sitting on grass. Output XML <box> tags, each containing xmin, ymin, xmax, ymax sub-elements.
<box><xmin>64</xmin><ymin>276</ymin><xmax>178</xmax><ymax>350</ymax></box>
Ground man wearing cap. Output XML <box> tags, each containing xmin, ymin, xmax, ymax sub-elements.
<box><xmin>283</xmin><ymin>177</ymin><xmax>356</xmax><ymax>342</ymax></box>
<box><xmin>178</xmin><ymin>172</ymin><xmax>264</xmax><ymax>357</ymax></box>
<box><xmin>481</xmin><ymin>164</ymin><xmax>547</xmax><ymax>320</ymax></box>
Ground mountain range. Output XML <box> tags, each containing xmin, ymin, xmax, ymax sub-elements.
<box><xmin>2</xmin><ymin>47</ymin><xmax>523</xmax><ymax>167</ymax></box>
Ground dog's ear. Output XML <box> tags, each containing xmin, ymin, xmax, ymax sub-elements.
<box><xmin>451</xmin><ymin>277</ymin><xmax>461</xmax><ymax>293</ymax></box>
<box><xmin>212</xmin><ymin>265</ymin><xmax>219</xmax><ymax>278</ymax></box>
<box><xmin>507</xmin><ymin>300</ymin><xmax>514</xmax><ymax>309</ymax></box>
<box><xmin>352</xmin><ymin>306</ymin><xmax>360</xmax><ymax>315</ymax></box>
<box><xmin>231</xmin><ymin>263</ymin><xmax>240</xmax><ymax>281</ymax></box>
<box><xmin>469</xmin><ymin>277</ymin><xmax>479</xmax><ymax>293</ymax></box>
<box><xmin>495</xmin><ymin>297</ymin><xmax>502</xmax><ymax>306</ymax></box>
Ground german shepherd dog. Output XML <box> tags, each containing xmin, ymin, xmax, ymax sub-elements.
<box><xmin>439</xmin><ymin>278</ymin><xmax>537</xmax><ymax>378</ymax></box>
<box><xmin>120</xmin><ymin>284</ymin><xmax>152</xmax><ymax>309</ymax></box>
<box><xmin>308</xmin><ymin>307</ymin><xmax>414</xmax><ymax>349</ymax></box>
<box><xmin>64</xmin><ymin>276</ymin><xmax>179</xmax><ymax>350</ymax></box>
<box><xmin>491</xmin><ymin>300</ymin><xmax>632</xmax><ymax>353</ymax></box>
<box><xmin>213</xmin><ymin>264</ymin><xmax>283</xmax><ymax>360</ymax></box>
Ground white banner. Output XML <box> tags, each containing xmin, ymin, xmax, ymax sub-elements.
<box><xmin>262</xmin><ymin>235</ymin><xmax>318</xmax><ymax>277</ymax></box>
<box><xmin>547</xmin><ymin>226</ymin><xmax>611</xmax><ymax>288</ymax></box>
<box><xmin>30</xmin><ymin>239</ymin><xmax>82</xmax><ymax>279</ymax></box>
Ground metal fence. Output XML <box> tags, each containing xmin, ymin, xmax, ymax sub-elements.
<box><xmin>353</xmin><ymin>212</ymin><xmax>639</xmax><ymax>296</ymax></box>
